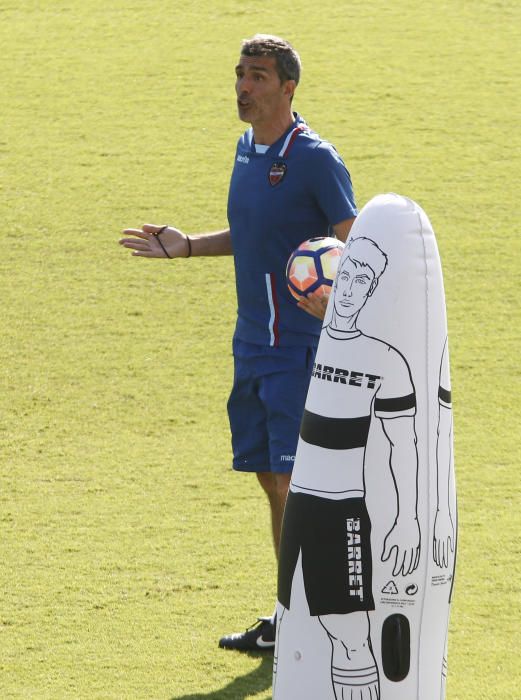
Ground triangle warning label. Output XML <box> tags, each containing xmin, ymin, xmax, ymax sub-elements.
<box><xmin>382</xmin><ymin>580</ymin><xmax>399</xmax><ymax>595</ymax></box>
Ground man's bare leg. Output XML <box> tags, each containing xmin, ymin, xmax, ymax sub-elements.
<box><xmin>257</xmin><ymin>471</ymin><xmax>291</xmax><ymax>559</ymax></box>
<box><xmin>218</xmin><ymin>472</ymin><xmax>290</xmax><ymax>651</ymax></box>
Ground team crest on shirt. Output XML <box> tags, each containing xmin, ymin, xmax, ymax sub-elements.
<box><xmin>269</xmin><ymin>161</ymin><xmax>287</xmax><ymax>186</ymax></box>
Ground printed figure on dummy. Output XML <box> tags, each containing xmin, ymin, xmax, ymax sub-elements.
<box><xmin>434</xmin><ymin>339</ymin><xmax>455</xmax><ymax>572</ymax></box>
<box><xmin>434</xmin><ymin>338</ymin><xmax>457</xmax><ymax>697</ymax></box>
<box><xmin>273</xmin><ymin>194</ymin><xmax>457</xmax><ymax>700</ymax></box>
<box><xmin>276</xmin><ymin>235</ymin><xmax>420</xmax><ymax>700</ymax></box>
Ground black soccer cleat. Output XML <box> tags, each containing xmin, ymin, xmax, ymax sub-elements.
<box><xmin>218</xmin><ymin>616</ymin><xmax>276</xmax><ymax>652</ymax></box>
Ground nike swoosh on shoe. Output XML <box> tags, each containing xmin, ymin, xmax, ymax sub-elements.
<box><xmin>256</xmin><ymin>635</ymin><xmax>275</xmax><ymax>648</ymax></box>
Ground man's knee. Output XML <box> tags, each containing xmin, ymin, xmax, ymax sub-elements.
<box><xmin>256</xmin><ymin>471</ymin><xmax>274</xmax><ymax>495</ymax></box>
<box><xmin>274</xmin><ymin>472</ymin><xmax>291</xmax><ymax>499</ymax></box>
<box><xmin>257</xmin><ymin>471</ymin><xmax>291</xmax><ymax>500</ymax></box>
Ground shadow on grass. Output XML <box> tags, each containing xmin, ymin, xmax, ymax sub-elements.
<box><xmin>170</xmin><ymin>653</ymin><xmax>272</xmax><ymax>699</ymax></box>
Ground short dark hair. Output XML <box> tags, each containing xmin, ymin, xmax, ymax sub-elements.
<box><xmin>241</xmin><ymin>34</ymin><xmax>301</xmax><ymax>85</ymax></box>
<box><xmin>344</xmin><ymin>237</ymin><xmax>388</xmax><ymax>281</ymax></box>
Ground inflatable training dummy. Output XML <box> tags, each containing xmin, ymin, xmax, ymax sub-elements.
<box><xmin>274</xmin><ymin>194</ymin><xmax>457</xmax><ymax>700</ymax></box>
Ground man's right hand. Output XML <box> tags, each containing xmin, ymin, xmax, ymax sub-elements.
<box><xmin>297</xmin><ymin>294</ymin><xmax>329</xmax><ymax>320</ymax></box>
<box><xmin>119</xmin><ymin>224</ymin><xmax>189</xmax><ymax>259</ymax></box>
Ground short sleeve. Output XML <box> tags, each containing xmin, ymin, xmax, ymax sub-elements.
<box><xmin>310</xmin><ymin>142</ymin><xmax>358</xmax><ymax>225</ymax></box>
<box><xmin>438</xmin><ymin>341</ymin><xmax>452</xmax><ymax>409</ymax></box>
<box><xmin>374</xmin><ymin>345</ymin><xmax>416</xmax><ymax>418</ymax></box>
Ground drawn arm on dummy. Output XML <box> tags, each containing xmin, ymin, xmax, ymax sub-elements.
<box><xmin>433</xmin><ymin>402</ymin><xmax>455</xmax><ymax>568</ymax></box>
<box><xmin>380</xmin><ymin>415</ymin><xmax>421</xmax><ymax>576</ymax></box>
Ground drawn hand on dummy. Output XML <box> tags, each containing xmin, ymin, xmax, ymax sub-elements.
<box><xmin>382</xmin><ymin>516</ymin><xmax>421</xmax><ymax>576</ymax></box>
<box><xmin>433</xmin><ymin>509</ymin><xmax>455</xmax><ymax>568</ymax></box>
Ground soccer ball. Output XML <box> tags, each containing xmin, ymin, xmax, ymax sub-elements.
<box><xmin>286</xmin><ymin>237</ymin><xmax>345</xmax><ymax>301</ymax></box>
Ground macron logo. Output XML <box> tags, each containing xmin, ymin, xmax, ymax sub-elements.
<box><xmin>236</xmin><ymin>154</ymin><xmax>250</xmax><ymax>164</ymax></box>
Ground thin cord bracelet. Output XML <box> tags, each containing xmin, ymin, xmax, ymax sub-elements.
<box><xmin>185</xmin><ymin>235</ymin><xmax>192</xmax><ymax>258</ymax></box>
<box><xmin>153</xmin><ymin>226</ymin><xmax>171</xmax><ymax>259</ymax></box>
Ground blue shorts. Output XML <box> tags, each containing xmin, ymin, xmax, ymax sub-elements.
<box><xmin>227</xmin><ymin>338</ymin><xmax>316</xmax><ymax>473</ymax></box>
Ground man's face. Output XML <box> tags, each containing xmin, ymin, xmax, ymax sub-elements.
<box><xmin>333</xmin><ymin>257</ymin><xmax>376</xmax><ymax>319</ymax></box>
<box><xmin>235</xmin><ymin>54</ymin><xmax>292</xmax><ymax>126</ymax></box>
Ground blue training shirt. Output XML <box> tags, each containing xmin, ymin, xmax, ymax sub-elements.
<box><xmin>227</xmin><ymin>114</ymin><xmax>357</xmax><ymax>348</ymax></box>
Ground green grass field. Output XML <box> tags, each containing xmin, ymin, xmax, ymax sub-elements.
<box><xmin>1</xmin><ymin>1</ymin><xmax>520</xmax><ymax>698</ymax></box>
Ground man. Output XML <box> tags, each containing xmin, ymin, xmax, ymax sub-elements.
<box><xmin>119</xmin><ymin>34</ymin><xmax>357</xmax><ymax>652</ymax></box>
<box><xmin>276</xmin><ymin>237</ymin><xmax>420</xmax><ymax>698</ymax></box>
